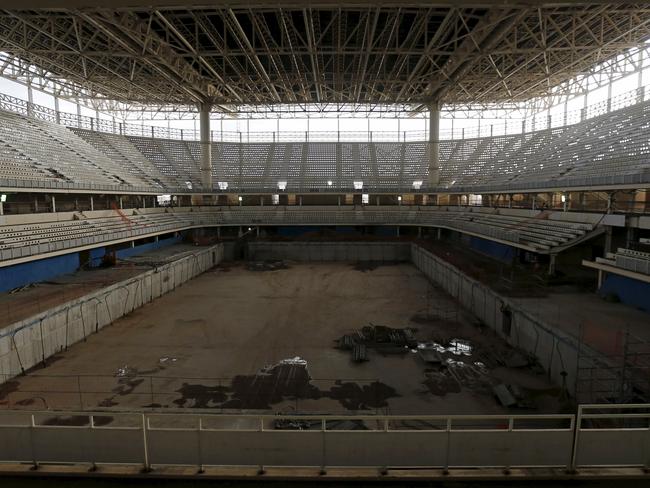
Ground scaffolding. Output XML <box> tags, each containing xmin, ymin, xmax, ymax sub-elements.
<box><xmin>576</xmin><ymin>324</ymin><xmax>650</xmax><ymax>404</ymax></box>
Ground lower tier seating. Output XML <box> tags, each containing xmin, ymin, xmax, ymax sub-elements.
<box><xmin>0</xmin><ymin>206</ymin><xmax>600</xmax><ymax>264</ymax></box>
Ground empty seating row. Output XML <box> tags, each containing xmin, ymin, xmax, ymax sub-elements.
<box><xmin>613</xmin><ymin>248</ymin><xmax>650</xmax><ymax>275</ymax></box>
<box><xmin>0</xmin><ymin>207</ymin><xmax>598</xmax><ymax>263</ymax></box>
<box><xmin>1</xmin><ymin>97</ymin><xmax>650</xmax><ymax>193</ymax></box>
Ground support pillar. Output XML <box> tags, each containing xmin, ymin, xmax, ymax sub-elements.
<box><xmin>90</xmin><ymin>196</ymin><xmax>94</xmax><ymax>211</ymax></box>
<box><xmin>606</xmin><ymin>192</ymin><xmax>614</xmax><ymax>214</ymax></box>
<box><xmin>0</xmin><ymin>199</ymin><xmax>3</xmax><ymax>216</ymax></box>
<box><xmin>548</xmin><ymin>254</ymin><xmax>557</xmax><ymax>276</ymax></box>
<box><xmin>428</xmin><ymin>101</ymin><xmax>440</xmax><ymax>187</ymax></box>
<box><xmin>51</xmin><ymin>195</ymin><xmax>56</xmax><ymax>213</ymax></box>
<box><xmin>199</xmin><ymin>103</ymin><xmax>213</xmax><ymax>193</ymax></box>
<box><xmin>27</xmin><ymin>83</ymin><xmax>34</xmax><ymax>117</ymax></box>
<box><xmin>54</xmin><ymin>96</ymin><xmax>61</xmax><ymax>124</ymax></box>
<box><xmin>604</xmin><ymin>226</ymin><xmax>613</xmax><ymax>254</ymax></box>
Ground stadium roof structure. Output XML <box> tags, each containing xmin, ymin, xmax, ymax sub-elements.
<box><xmin>1</xmin><ymin>1</ymin><xmax>650</xmax><ymax>112</ymax></box>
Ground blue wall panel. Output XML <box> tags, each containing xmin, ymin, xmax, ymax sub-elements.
<box><xmin>599</xmin><ymin>274</ymin><xmax>650</xmax><ymax>313</ymax></box>
<box><xmin>1</xmin><ymin>234</ymin><xmax>182</xmax><ymax>292</ymax></box>
<box><xmin>0</xmin><ymin>253</ymin><xmax>80</xmax><ymax>292</ymax></box>
<box><xmin>469</xmin><ymin>236</ymin><xmax>515</xmax><ymax>263</ymax></box>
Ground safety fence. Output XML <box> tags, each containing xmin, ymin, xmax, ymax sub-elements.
<box><xmin>0</xmin><ymin>404</ymin><xmax>647</xmax><ymax>471</ymax></box>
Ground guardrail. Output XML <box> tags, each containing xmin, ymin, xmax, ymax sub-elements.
<box><xmin>0</xmin><ymin>405</ymin><xmax>647</xmax><ymax>472</ymax></box>
<box><xmin>0</xmin><ymin>84</ymin><xmax>647</xmax><ymax>143</ymax></box>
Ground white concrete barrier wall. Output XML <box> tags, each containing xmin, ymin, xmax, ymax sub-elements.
<box><xmin>410</xmin><ymin>244</ymin><xmax>581</xmax><ymax>392</ymax></box>
<box><xmin>248</xmin><ymin>242</ymin><xmax>411</xmax><ymax>262</ymax></box>
<box><xmin>0</xmin><ymin>244</ymin><xmax>223</xmax><ymax>382</ymax></box>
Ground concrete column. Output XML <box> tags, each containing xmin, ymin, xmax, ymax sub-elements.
<box><xmin>548</xmin><ymin>254</ymin><xmax>557</xmax><ymax>276</ymax></box>
<box><xmin>90</xmin><ymin>196</ymin><xmax>94</xmax><ymax>211</ymax></box>
<box><xmin>604</xmin><ymin>226</ymin><xmax>613</xmax><ymax>254</ymax></box>
<box><xmin>606</xmin><ymin>192</ymin><xmax>613</xmax><ymax>214</ymax></box>
<box><xmin>119</xmin><ymin>196</ymin><xmax>123</xmax><ymax>209</ymax></box>
<box><xmin>597</xmin><ymin>269</ymin><xmax>604</xmax><ymax>289</ymax></box>
<box><xmin>428</xmin><ymin>101</ymin><xmax>440</xmax><ymax>187</ymax></box>
<box><xmin>27</xmin><ymin>83</ymin><xmax>34</xmax><ymax>117</ymax></box>
<box><xmin>51</xmin><ymin>195</ymin><xmax>56</xmax><ymax>213</ymax></box>
<box><xmin>625</xmin><ymin>226</ymin><xmax>635</xmax><ymax>248</ymax></box>
<box><xmin>0</xmin><ymin>199</ymin><xmax>3</xmax><ymax>216</ymax></box>
<box><xmin>199</xmin><ymin>103</ymin><xmax>213</xmax><ymax>191</ymax></box>
<box><xmin>54</xmin><ymin>96</ymin><xmax>61</xmax><ymax>124</ymax></box>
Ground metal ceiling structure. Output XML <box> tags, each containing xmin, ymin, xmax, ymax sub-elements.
<box><xmin>0</xmin><ymin>2</ymin><xmax>650</xmax><ymax>113</ymax></box>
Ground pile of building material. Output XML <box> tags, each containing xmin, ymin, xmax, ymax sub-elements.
<box><xmin>246</xmin><ymin>260</ymin><xmax>288</xmax><ymax>271</ymax></box>
<box><xmin>336</xmin><ymin>324</ymin><xmax>418</xmax><ymax>361</ymax></box>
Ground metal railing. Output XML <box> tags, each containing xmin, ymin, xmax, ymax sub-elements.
<box><xmin>0</xmin><ymin>404</ymin><xmax>647</xmax><ymax>472</ymax></box>
<box><xmin>0</xmin><ymin>85</ymin><xmax>647</xmax><ymax>143</ymax></box>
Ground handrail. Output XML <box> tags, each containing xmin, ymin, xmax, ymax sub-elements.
<box><xmin>0</xmin><ymin>404</ymin><xmax>647</xmax><ymax>472</ymax></box>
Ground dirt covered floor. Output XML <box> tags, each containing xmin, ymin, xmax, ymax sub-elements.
<box><xmin>0</xmin><ymin>244</ymin><xmax>206</xmax><ymax>328</ymax></box>
<box><xmin>0</xmin><ymin>262</ymin><xmax>566</xmax><ymax>415</ymax></box>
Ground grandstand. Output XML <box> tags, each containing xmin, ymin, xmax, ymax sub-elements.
<box><xmin>1</xmin><ymin>1</ymin><xmax>650</xmax><ymax>482</ymax></box>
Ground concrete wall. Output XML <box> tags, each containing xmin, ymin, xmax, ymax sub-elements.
<box><xmin>248</xmin><ymin>241</ymin><xmax>411</xmax><ymax>262</ymax></box>
<box><xmin>0</xmin><ymin>244</ymin><xmax>223</xmax><ymax>383</ymax></box>
<box><xmin>410</xmin><ymin>244</ymin><xmax>582</xmax><ymax>393</ymax></box>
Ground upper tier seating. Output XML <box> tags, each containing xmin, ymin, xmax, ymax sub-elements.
<box><xmin>70</xmin><ymin>129</ymin><xmax>177</xmax><ymax>189</ymax></box>
<box><xmin>127</xmin><ymin>136</ymin><xmax>202</xmax><ymax>189</ymax></box>
<box><xmin>0</xmin><ymin>111</ymin><xmax>150</xmax><ymax>189</ymax></box>
<box><xmin>0</xmin><ymin>98</ymin><xmax>649</xmax><ymax>193</ymax></box>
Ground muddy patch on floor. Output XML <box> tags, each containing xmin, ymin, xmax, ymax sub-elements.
<box><xmin>171</xmin><ymin>358</ymin><xmax>399</xmax><ymax>411</ymax></box>
<box><xmin>174</xmin><ymin>318</ymin><xmax>208</xmax><ymax>327</ymax></box>
<box><xmin>353</xmin><ymin>261</ymin><xmax>401</xmax><ymax>272</ymax></box>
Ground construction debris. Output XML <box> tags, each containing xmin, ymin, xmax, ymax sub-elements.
<box><xmin>352</xmin><ymin>344</ymin><xmax>368</xmax><ymax>363</ymax></box>
<box><xmin>336</xmin><ymin>324</ymin><xmax>418</xmax><ymax>361</ymax></box>
<box><xmin>493</xmin><ymin>383</ymin><xmax>536</xmax><ymax>409</ymax></box>
<box><xmin>493</xmin><ymin>383</ymin><xmax>517</xmax><ymax>407</ymax></box>
<box><xmin>114</xmin><ymin>365</ymin><xmax>136</xmax><ymax>378</ymax></box>
<box><xmin>246</xmin><ymin>261</ymin><xmax>288</xmax><ymax>272</ymax></box>
<box><xmin>9</xmin><ymin>283</ymin><xmax>36</xmax><ymax>294</ymax></box>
